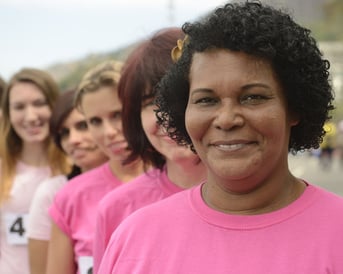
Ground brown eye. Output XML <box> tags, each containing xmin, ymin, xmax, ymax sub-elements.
<box><xmin>33</xmin><ymin>99</ymin><xmax>48</xmax><ymax>107</ymax></box>
<box><xmin>59</xmin><ymin>128</ymin><xmax>70</xmax><ymax>139</ymax></box>
<box><xmin>112</xmin><ymin>111</ymin><xmax>122</xmax><ymax>121</ymax></box>
<box><xmin>75</xmin><ymin>121</ymin><xmax>88</xmax><ymax>131</ymax></box>
<box><xmin>240</xmin><ymin>94</ymin><xmax>270</xmax><ymax>105</ymax></box>
<box><xmin>89</xmin><ymin>117</ymin><xmax>102</xmax><ymax>126</ymax></box>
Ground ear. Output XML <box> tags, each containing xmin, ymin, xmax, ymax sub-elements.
<box><xmin>289</xmin><ymin>111</ymin><xmax>300</xmax><ymax>127</ymax></box>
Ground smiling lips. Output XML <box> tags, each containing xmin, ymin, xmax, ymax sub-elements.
<box><xmin>71</xmin><ymin>146</ymin><xmax>98</xmax><ymax>158</ymax></box>
<box><xmin>107</xmin><ymin>141</ymin><xmax>128</xmax><ymax>153</ymax></box>
<box><xmin>212</xmin><ymin>140</ymin><xmax>257</xmax><ymax>152</ymax></box>
<box><xmin>25</xmin><ymin>124</ymin><xmax>44</xmax><ymax>135</ymax></box>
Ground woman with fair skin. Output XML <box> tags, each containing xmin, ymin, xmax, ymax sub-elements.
<box><xmin>46</xmin><ymin>61</ymin><xmax>145</xmax><ymax>274</ymax></box>
<box><xmin>0</xmin><ymin>68</ymin><xmax>69</xmax><ymax>274</ymax></box>
<box><xmin>92</xmin><ymin>27</ymin><xmax>206</xmax><ymax>273</ymax></box>
<box><xmin>27</xmin><ymin>89</ymin><xmax>108</xmax><ymax>274</ymax></box>
<box><xmin>99</xmin><ymin>2</ymin><xmax>343</xmax><ymax>273</ymax></box>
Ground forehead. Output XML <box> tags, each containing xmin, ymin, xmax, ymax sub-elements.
<box><xmin>9</xmin><ymin>82</ymin><xmax>45</xmax><ymax>101</ymax></box>
<box><xmin>81</xmin><ymin>86</ymin><xmax>121</xmax><ymax>117</ymax></box>
<box><xmin>189</xmin><ymin>49</ymin><xmax>276</xmax><ymax>84</ymax></box>
<box><xmin>188</xmin><ymin>49</ymin><xmax>287</xmax><ymax>104</ymax></box>
<box><xmin>63</xmin><ymin>108</ymin><xmax>85</xmax><ymax>124</ymax></box>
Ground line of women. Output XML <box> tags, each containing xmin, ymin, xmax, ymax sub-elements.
<box><xmin>0</xmin><ymin>25</ymin><xmax>205</xmax><ymax>274</ymax></box>
<box><xmin>1</xmin><ymin>1</ymin><xmax>343</xmax><ymax>274</ymax></box>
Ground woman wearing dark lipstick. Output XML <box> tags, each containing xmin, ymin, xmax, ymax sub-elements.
<box><xmin>98</xmin><ymin>1</ymin><xmax>343</xmax><ymax>273</ymax></box>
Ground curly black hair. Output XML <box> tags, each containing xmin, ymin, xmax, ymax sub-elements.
<box><xmin>155</xmin><ymin>0</ymin><xmax>334</xmax><ymax>153</ymax></box>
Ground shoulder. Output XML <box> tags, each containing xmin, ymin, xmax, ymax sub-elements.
<box><xmin>59</xmin><ymin>163</ymin><xmax>108</xmax><ymax>191</ymax></box>
<box><xmin>32</xmin><ymin>175</ymin><xmax>67</xmax><ymax>208</ymax></box>
<box><xmin>311</xmin><ymin>184</ymin><xmax>343</xmax><ymax>209</ymax></box>
<box><xmin>34</xmin><ymin>175</ymin><xmax>67</xmax><ymax>196</ymax></box>
<box><xmin>309</xmin><ymin>184</ymin><xmax>343</xmax><ymax>200</ymax></box>
<box><xmin>303</xmin><ymin>184</ymin><xmax>343</xmax><ymax>230</ymax></box>
<box><xmin>98</xmin><ymin>169</ymin><xmax>164</xmax><ymax>210</ymax></box>
<box><xmin>117</xmin><ymin>188</ymin><xmax>191</xmax><ymax>228</ymax></box>
<box><xmin>103</xmin><ymin>168</ymin><xmax>161</xmax><ymax>198</ymax></box>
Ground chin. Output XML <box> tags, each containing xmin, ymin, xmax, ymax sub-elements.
<box><xmin>25</xmin><ymin>136</ymin><xmax>49</xmax><ymax>144</ymax></box>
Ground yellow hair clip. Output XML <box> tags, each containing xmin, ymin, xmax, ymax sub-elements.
<box><xmin>171</xmin><ymin>35</ymin><xmax>189</xmax><ymax>62</ymax></box>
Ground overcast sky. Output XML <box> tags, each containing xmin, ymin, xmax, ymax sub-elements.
<box><xmin>0</xmin><ymin>0</ymin><xmax>226</xmax><ymax>80</ymax></box>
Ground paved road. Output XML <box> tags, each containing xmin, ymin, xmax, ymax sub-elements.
<box><xmin>289</xmin><ymin>153</ymin><xmax>343</xmax><ymax>196</ymax></box>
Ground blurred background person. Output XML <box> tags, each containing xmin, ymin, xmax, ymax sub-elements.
<box><xmin>93</xmin><ymin>27</ymin><xmax>206</xmax><ymax>273</ymax></box>
<box><xmin>46</xmin><ymin>61</ymin><xmax>145</xmax><ymax>274</ymax></box>
<box><xmin>27</xmin><ymin>89</ymin><xmax>108</xmax><ymax>274</ymax></box>
<box><xmin>319</xmin><ymin>121</ymin><xmax>337</xmax><ymax>170</ymax></box>
<box><xmin>0</xmin><ymin>68</ymin><xmax>70</xmax><ymax>274</ymax></box>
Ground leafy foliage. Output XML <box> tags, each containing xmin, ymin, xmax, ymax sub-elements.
<box><xmin>47</xmin><ymin>43</ymin><xmax>138</xmax><ymax>91</ymax></box>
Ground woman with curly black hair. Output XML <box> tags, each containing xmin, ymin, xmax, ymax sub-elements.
<box><xmin>98</xmin><ymin>2</ymin><xmax>342</xmax><ymax>273</ymax></box>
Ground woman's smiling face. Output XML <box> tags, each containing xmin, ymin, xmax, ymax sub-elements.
<box><xmin>186</xmin><ymin>49</ymin><xmax>298</xmax><ymax>192</ymax></box>
<box><xmin>9</xmin><ymin>82</ymin><xmax>52</xmax><ymax>145</ymax></box>
<box><xmin>141</xmin><ymin>97</ymin><xmax>198</xmax><ymax>165</ymax></box>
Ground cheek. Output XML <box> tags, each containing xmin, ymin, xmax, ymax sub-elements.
<box><xmin>43</xmin><ymin>107</ymin><xmax>52</xmax><ymax>119</ymax></box>
<box><xmin>255</xmin><ymin>110</ymin><xmax>289</xmax><ymax>143</ymax></box>
<box><xmin>83</xmin><ymin>134</ymin><xmax>97</xmax><ymax>146</ymax></box>
<box><xmin>60</xmin><ymin>139</ymin><xmax>70</xmax><ymax>154</ymax></box>
<box><xmin>185</xmin><ymin>106</ymin><xmax>204</xmax><ymax>142</ymax></box>
<box><xmin>88</xmin><ymin>127</ymin><xmax>103</xmax><ymax>143</ymax></box>
<box><xmin>9</xmin><ymin>114</ymin><xmax>18</xmax><ymax>125</ymax></box>
<box><xmin>9</xmin><ymin>109</ymin><xmax>21</xmax><ymax>124</ymax></box>
<box><xmin>36</xmin><ymin>107</ymin><xmax>52</xmax><ymax>123</ymax></box>
<box><xmin>141</xmin><ymin>109</ymin><xmax>158</xmax><ymax>137</ymax></box>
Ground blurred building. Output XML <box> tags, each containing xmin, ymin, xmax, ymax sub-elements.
<box><xmin>320</xmin><ymin>41</ymin><xmax>343</xmax><ymax>102</ymax></box>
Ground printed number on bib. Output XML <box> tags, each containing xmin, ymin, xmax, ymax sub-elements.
<box><xmin>4</xmin><ymin>213</ymin><xmax>28</xmax><ymax>245</ymax></box>
<box><xmin>78</xmin><ymin>256</ymin><xmax>93</xmax><ymax>274</ymax></box>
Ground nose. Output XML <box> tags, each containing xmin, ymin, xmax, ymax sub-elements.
<box><xmin>103</xmin><ymin>120</ymin><xmax>121</xmax><ymax>139</ymax></box>
<box><xmin>24</xmin><ymin>105</ymin><xmax>39</xmax><ymax>121</ymax></box>
<box><xmin>213</xmin><ymin>100</ymin><xmax>244</xmax><ymax>130</ymax></box>
<box><xmin>67</xmin><ymin>128</ymin><xmax>82</xmax><ymax>145</ymax></box>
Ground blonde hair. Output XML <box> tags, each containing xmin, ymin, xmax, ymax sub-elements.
<box><xmin>0</xmin><ymin>68</ymin><xmax>70</xmax><ymax>203</ymax></box>
<box><xmin>74</xmin><ymin>60</ymin><xmax>123</xmax><ymax>110</ymax></box>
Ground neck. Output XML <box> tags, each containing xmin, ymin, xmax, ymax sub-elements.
<box><xmin>166</xmin><ymin>157</ymin><xmax>206</xmax><ymax>189</ymax></box>
<box><xmin>81</xmin><ymin>158</ymin><xmax>108</xmax><ymax>173</ymax></box>
<box><xmin>109</xmin><ymin>158</ymin><xmax>145</xmax><ymax>182</ymax></box>
<box><xmin>20</xmin><ymin>142</ymin><xmax>49</xmax><ymax>167</ymax></box>
<box><xmin>202</xmin><ymin>171</ymin><xmax>306</xmax><ymax>215</ymax></box>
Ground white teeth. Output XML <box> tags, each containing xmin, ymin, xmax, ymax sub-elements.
<box><xmin>216</xmin><ymin>143</ymin><xmax>245</xmax><ymax>151</ymax></box>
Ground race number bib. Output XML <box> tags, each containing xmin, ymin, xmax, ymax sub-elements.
<box><xmin>78</xmin><ymin>256</ymin><xmax>94</xmax><ymax>274</ymax></box>
<box><xmin>3</xmin><ymin>213</ymin><xmax>28</xmax><ymax>245</ymax></box>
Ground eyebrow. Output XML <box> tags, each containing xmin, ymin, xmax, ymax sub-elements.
<box><xmin>241</xmin><ymin>83</ymin><xmax>271</xmax><ymax>91</ymax></box>
<box><xmin>190</xmin><ymin>83</ymin><xmax>271</xmax><ymax>94</ymax></box>
<box><xmin>189</xmin><ymin>88</ymin><xmax>213</xmax><ymax>95</ymax></box>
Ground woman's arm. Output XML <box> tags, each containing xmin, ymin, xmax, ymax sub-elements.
<box><xmin>28</xmin><ymin>238</ymin><xmax>49</xmax><ymax>274</ymax></box>
<box><xmin>46</xmin><ymin>222</ymin><xmax>76</xmax><ymax>274</ymax></box>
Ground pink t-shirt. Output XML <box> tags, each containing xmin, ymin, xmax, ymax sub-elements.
<box><xmin>93</xmin><ymin>167</ymin><xmax>184</xmax><ymax>273</ymax></box>
<box><xmin>99</xmin><ymin>183</ymin><xmax>343</xmax><ymax>274</ymax></box>
<box><xmin>0</xmin><ymin>162</ymin><xmax>51</xmax><ymax>274</ymax></box>
<box><xmin>49</xmin><ymin>162</ymin><xmax>123</xmax><ymax>274</ymax></box>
